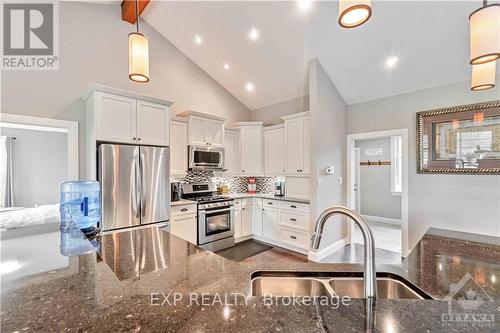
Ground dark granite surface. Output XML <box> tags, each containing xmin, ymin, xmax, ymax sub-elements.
<box><xmin>1</xmin><ymin>223</ymin><xmax>499</xmax><ymax>332</ymax></box>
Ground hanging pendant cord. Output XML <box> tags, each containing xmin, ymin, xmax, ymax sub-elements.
<box><xmin>135</xmin><ymin>0</ymin><xmax>140</xmax><ymax>33</ymax></box>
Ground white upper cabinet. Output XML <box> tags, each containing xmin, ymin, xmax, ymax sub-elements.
<box><xmin>264</xmin><ymin>125</ymin><xmax>285</xmax><ymax>176</ymax></box>
<box><xmin>91</xmin><ymin>90</ymin><xmax>170</xmax><ymax>145</ymax></box>
<box><xmin>223</xmin><ymin>128</ymin><xmax>239</xmax><ymax>176</ymax></box>
<box><xmin>238</xmin><ymin>122</ymin><xmax>263</xmax><ymax>176</ymax></box>
<box><xmin>136</xmin><ymin>100</ymin><xmax>170</xmax><ymax>146</ymax></box>
<box><xmin>170</xmin><ymin>118</ymin><xmax>188</xmax><ymax>176</ymax></box>
<box><xmin>282</xmin><ymin>112</ymin><xmax>311</xmax><ymax>175</ymax></box>
<box><xmin>178</xmin><ymin>111</ymin><xmax>225</xmax><ymax>147</ymax></box>
<box><xmin>95</xmin><ymin>92</ymin><xmax>137</xmax><ymax>143</ymax></box>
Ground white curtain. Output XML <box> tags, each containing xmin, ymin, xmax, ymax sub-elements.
<box><xmin>0</xmin><ymin>136</ymin><xmax>14</xmax><ymax>207</ymax></box>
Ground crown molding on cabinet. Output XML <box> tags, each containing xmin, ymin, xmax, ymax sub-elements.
<box><xmin>82</xmin><ymin>83</ymin><xmax>173</xmax><ymax>106</ymax></box>
<box><xmin>280</xmin><ymin>111</ymin><xmax>311</xmax><ymax>121</ymax></box>
<box><xmin>176</xmin><ymin>110</ymin><xmax>227</xmax><ymax>122</ymax></box>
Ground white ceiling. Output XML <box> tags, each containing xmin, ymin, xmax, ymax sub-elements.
<box><xmin>142</xmin><ymin>1</ymin><xmax>499</xmax><ymax>110</ymax></box>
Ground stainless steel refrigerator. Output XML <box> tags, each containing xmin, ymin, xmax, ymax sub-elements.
<box><xmin>98</xmin><ymin>144</ymin><xmax>170</xmax><ymax>231</ymax></box>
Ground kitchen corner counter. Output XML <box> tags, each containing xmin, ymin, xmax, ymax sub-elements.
<box><xmin>1</xmin><ymin>223</ymin><xmax>499</xmax><ymax>332</ymax></box>
<box><xmin>227</xmin><ymin>192</ymin><xmax>310</xmax><ymax>204</ymax></box>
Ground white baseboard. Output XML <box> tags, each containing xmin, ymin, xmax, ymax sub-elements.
<box><xmin>307</xmin><ymin>237</ymin><xmax>348</xmax><ymax>262</ymax></box>
<box><xmin>362</xmin><ymin>214</ymin><xmax>402</xmax><ymax>226</ymax></box>
<box><xmin>252</xmin><ymin>235</ymin><xmax>309</xmax><ymax>255</ymax></box>
<box><xmin>235</xmin><ymin>235</ymin><xmax>253</xmax><ymax>243</ymax></box>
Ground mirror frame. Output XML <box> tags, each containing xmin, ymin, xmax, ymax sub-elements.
<box><xmin>416</xmin><ymin>100</ymin><xmax>500</xmax><ymax>175</ymax></box>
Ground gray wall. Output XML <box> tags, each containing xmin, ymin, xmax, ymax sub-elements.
<box><xmin>1</xmin><ymin>2</ymin><xmax>251</xmax><ymax>178</ymax></box>
<box><xmin>250</xmin><ymin>96</ymin><xmax>309</xmax><ymax>125</ymax></box>
<box><xmin>355</xmin><ymin>138</ymin><xmax>401</xmax><ymax>219</ymax></box>
<box><xmin>347</xmin><ymin>76</ymin><xmax>500</xmax><ymax>250</ymax></box>
<box><xmin>309</xmin><ymin>59</ymin><xmax>347</xmax><ymax>250</ymax></box>
<box><xmin>1</xmin><ymin>127</ymin><xmax>67</xmax><ymax>207</ymax></box>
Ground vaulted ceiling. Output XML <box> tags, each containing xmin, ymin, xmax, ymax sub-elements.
<box><xmin>142</xmin><ymin>1</ymin><xmax>499</xmax><ymax>110</ymax></box>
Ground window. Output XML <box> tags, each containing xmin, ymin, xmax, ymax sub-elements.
<box><xmin>391</xmin><ymin>136</ymin><xmax>402</xmax><ymax>195</ymax></box>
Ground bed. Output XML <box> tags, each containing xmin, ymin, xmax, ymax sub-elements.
<box><xmin>0</xmin><ymin>204</ymin><xmax>60</xmax><ymax>230</ymax></box>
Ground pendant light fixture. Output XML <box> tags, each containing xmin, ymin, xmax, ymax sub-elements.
<box><xmin>128</xmin><ymin>0</ymin><xmax>149</xmax><ymax>83</ymax></box>
<box><xmin>471</xmin><ymin>61</ymin><xmax>496</xmax><ymax>91</ymax></box>
<box><xmin>338</xmin><ymin>0</ymin><xmax>372</xmax><ymax>28</ymax></box>
<box><xmin>469</xmin><ymin>1</ymin><xmax>500</xmax><ymax>65</ymax></box>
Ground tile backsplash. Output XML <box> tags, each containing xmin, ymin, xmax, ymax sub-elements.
<box><xmin>171</xmin><ymin>170</ymin><xmax>283</xmax><ymax>194</ymax></box>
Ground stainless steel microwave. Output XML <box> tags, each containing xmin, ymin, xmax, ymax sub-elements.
<box><xmin>188</xmin><ymin>145</ymin><xmax>225</xmax><ymax>171</ymax></box>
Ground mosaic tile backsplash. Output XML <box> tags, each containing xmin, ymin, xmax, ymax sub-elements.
<box><xmin>171</xmin><ymin>170</ymin><xmax>283</xmax><ymax>194</ymax></box>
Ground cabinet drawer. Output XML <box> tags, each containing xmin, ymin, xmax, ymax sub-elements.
<box><xmin>171</xmin><ymin>204</ymin><xmax>197</xmax><ymax>216</ymax></box>
<box><xmin>278</xmin><ymin>211</ymin><xmax>309</xmax><ymax>231</ymax></box>
<box><xmin>278</xmin><ymin>227</ymin><xmax>309</xmax><ymax>250</ymax></box>
<box><xmin>262</xmin><ymin>199</ymin><xmax>279</xmax><ymax>208</ymax></box>
<box><xmin>277</xmin><ymin>201</ymin><xmax>309</xmax><ymax>213</ymax></box>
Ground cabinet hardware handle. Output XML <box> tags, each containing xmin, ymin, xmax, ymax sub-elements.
<box><xmin>290</xmin><ymin>235</ymin><xmax>297</xmax><ymax>240</ymax></box>
<box><xmin>133</xmin><ymin>137</ymin><xmax>136</xmax><ymax>140</ymax></box>
<box><xmin>180</xmin><ymin>208</ymin><xmax>188</xmax><ymax>212</ymax></box>
<box><xmin>297</xmin><ymin>169</ymin><xmax>299</xmax><ymax>172</ymax></box>
<box><xmin>137</xmin><ymin>138</ymin><xmax>141</xmax><ymax>141</ymax></box>
<box><xmin>267</xmin><ymin>202</ymin><xmax>273</xmax><ymax>205</ymax></box>
<box><xmin>242</xmin><ymin>208</ymin><xmax>245</xmax><ymax>211</ymax></box>
<box><xmin>290</xmin><ymin>205</ymin><xmax>297</xmax><ymax>208</ymax></box>
<box><xmin>290</xmin><ymin>218</ymin><xmax>297</xmax><ymax>222</ymax></box>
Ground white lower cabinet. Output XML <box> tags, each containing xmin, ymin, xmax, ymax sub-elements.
<box><xmin>278</xmin><ymin>227</ymin><xmax>309</xmax><ymax>250</ymax></box>
<box><xmin>170</xmin><ymin>203</ymin><xmax>198</xmax><ymax>244</ymax></box>
<box><xmin>241</xmin><ymin>204</ymin><xmax>252</xmax><ymax>237</ymax></box>
<box><xmin>262</xmin><ymin>206</ymin><xmax>279</xmax><ymax>241</ymax></box>
<box><xmin>251</xmin><ymin>199</ymin><xmax>263</xmax><ymax>236</ymax></box>
<box><xmin>233</xmin><ymin>199</ymin><xmax>243</xmax><ymax>239</ymax></box>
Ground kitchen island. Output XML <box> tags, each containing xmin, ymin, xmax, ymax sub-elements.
<box><xmin>1</xmin><ymin>223</ymin><xmax>499</xmax><ymax>332</ymax></box>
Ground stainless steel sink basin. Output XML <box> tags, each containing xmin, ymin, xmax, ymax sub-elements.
<box><xmin>252</xmin><ymin>277</ymin><xmax>333</xmax><ymax>297</ymax></box>
<box><xmin>250</xmin><ymin>272</ymin><xmax>432</xmax><ymax>300</ymax></box>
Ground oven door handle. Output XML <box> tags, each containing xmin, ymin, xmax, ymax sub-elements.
<box><xmin>201</xmin><ymin>208</ymin><xmax>232</xmax><ymax>214</ymax></box>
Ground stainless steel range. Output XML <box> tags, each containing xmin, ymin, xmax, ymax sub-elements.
<box><xmin>181</xmin><ymin>182</ymin><xmax>235</xmax><ymax>251</ymax></box>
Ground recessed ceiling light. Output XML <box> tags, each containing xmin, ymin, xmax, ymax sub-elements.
<box><xmin>224</xmin><ymin>63</ymin><xmax>230</xmax><ymax>70</ymax></box>
<box><xmin>248</xmin><ymin>28</ymin><xmax>259</xmax><ymax>41</ymax></box>
<box><xmin>194</xmin><ymin>35</ymin><xmax>203</xmax><ymax>45</ymax></box>
<box><xmin>385</xmin><ymin>56</ymin><xmax>399</xmax><ymax>69</ymax></box>
<box><xmin>298</xmin><ymin>0</ymin><xmax>312</xmax><ymax>11</ymax></box>
<box><xmin>246</xmin><ymin>82</ymin><xmax>254</xmax><ymax>92</ymax></box>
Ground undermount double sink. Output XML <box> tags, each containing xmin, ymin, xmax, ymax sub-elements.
<box><xmin>251</xmin><ymin>271</ymin><xmax>432</xmax><ymax>300</ymax></box>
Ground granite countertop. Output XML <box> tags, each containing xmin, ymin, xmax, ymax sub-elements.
<box><xmin>1</xmin><ymin>224</ymin><xmax>499</xmax><ymax>332</ymax></box>
<box><xmin>227</xmin><ymin>192</ymin><xmax>310</xmax><ymax>204</ymax></box>
<box><xmin>170</xmin><ymin>199</ymin><xmax>197</xmax><ymax>207</ymax></box>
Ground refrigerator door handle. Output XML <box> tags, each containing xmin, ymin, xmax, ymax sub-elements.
<box><xmin>140</xmin><ymin>151</ymin><xmax>147</xmax><ymax>218</ymax></box>
<box><xmin>134</xmin><ymin>150</ymin><xmax>141</xmax><ymax>218</ymax></box>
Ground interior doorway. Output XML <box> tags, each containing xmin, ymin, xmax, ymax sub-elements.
<box><xmin>347</xmin><ymin>129</ymin><xmax>409</xmax><ymax>257</ymax></box>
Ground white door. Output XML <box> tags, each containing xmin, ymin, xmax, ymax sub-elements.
<box><xmin>95</xmin><ymin>92</ymin><xmax>137</xmax><ymax>143</ymax></box>
<box><xmin>262</xmin><ymin>207</ymin><xmax>279</xmax><ymax>241</ymax></box>
<box><xmin>302</xmin><ymin>117</ymin><xmax>311</xmax><ymax>175</ymax></box>
<box><xmin>170</xmin><ymin>214</ymin><xmax>197</xmax><ymax>244</ymax></box>
<box><xmin>241</xmin><ymin>205</ymin><xmax>252</xmax><ymax>236</ymax></box>
<box><xmin>223</xmin><ymin>129</ymin><xmax>239</xmax><ymax>176</ymax></box>
<box><xmin>136</xmin><ymin>101</ymin><xmax>169</xmax><ymax>146</ymax></box>
<box><xmin>170</xmin><ymin>120</ymin><xmax>188</xmax><ymax>176</ymax></box>
<box><xmin>207</xmin><ymin>120</ymin><xmax>224</xmax><ymax>146</ymax></box>
<box><xmin>264</xmin><ymin>128</ymin><xmax>285</xmax><ymax>176</ymax></box>
<box><xmin>284</xmin><ymin>118</ymin><xmax>303</xmax><ymax>175</ymax></box>
<box><xmin>234</xmin><ymin>207</ymin><xmax>242</xmax><ymax>239</ymax></box>
<box><xmin>240</xmin><ymin>126</ymin><xmax>263</xmax><ymax>176</ymax></box>
<box><xmin>353</xmin><ymin>147</ymin><xmax>361</xmax><ymax>212</ymax></box>
<box><xmin>189</xmin><ymin>116</ymin><xmax>208</xmax><ymax>145</ymax></box>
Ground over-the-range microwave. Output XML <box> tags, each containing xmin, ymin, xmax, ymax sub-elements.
<box><xmin>188</xmin><ymin>145</ymin><xmax>225</xmax><ymax>171</ymax></box>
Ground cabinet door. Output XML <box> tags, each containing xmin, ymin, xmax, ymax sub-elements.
<box><xmin>251</xmin><ymin>204</ymin><xmax>263</xmax><ymax>236</ymax></box>
<box><xmin>241</xmin><ymin>205</ymin><xmax>252</xmax><ymax>236</ymax></box>
<box><xmin>136</xmin><ymin>101</ymin><xmax>169</xmax><ymax>146</ymax></box>
<box><xmin>240</xmin><ymin>126</ymin><xmax>263</xmax><ymax>176</ymax></box>
<box><xmin>262</xmin><ymin>207</ymin><xmax>279</xmax><ymax>241</ymax></box>
<box><xmin>95</xmin><ymin>92</ymin><xmax>137</xmax><ymax>143</ymax></box>
<box><xmin>234</xmin><ymin>208</ymin><xmax>242</xmax><ymax>239</ymax></box>
<box><xmin>264</xmin><ymin>128</ymin><xmax>285</xmax><ymax>176</ymax></box>
<box><xmin>171</xmin><ymin>214</ymin><xmax>197</xmax><ymax>244</ymax></box>
<box><xmin>189</xmin><ymin>116</ymin><xmax>208</xmax><ymax>145</ymax></box>
<box><xmin>302</xmin><ymin>117</ymin><xmax>311</xmax><ymax>175</ymax></box>
<box><xmin>223</xmin><ymin>129</ymin><xmax>239</xmax><ymax>176</ymax></box>
<box><xmin>170</xmin><ymin>120</ymin><xmax>188</xmax><ymax>176</ymax></box>
<box><xmin>284</xmin><ymin>118</ymin><xmax>303</xmax><ymax>175</ymax></box>
<box><xmin>207</xmin><ymin>120</ymin><xmax>224</xmax><ymax>146</ymax></box>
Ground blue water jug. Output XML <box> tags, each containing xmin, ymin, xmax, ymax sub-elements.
<box><xmin>60</xmin><ymin>181</ymin><xmax>100</xmax><ymax>230</ymax></box>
